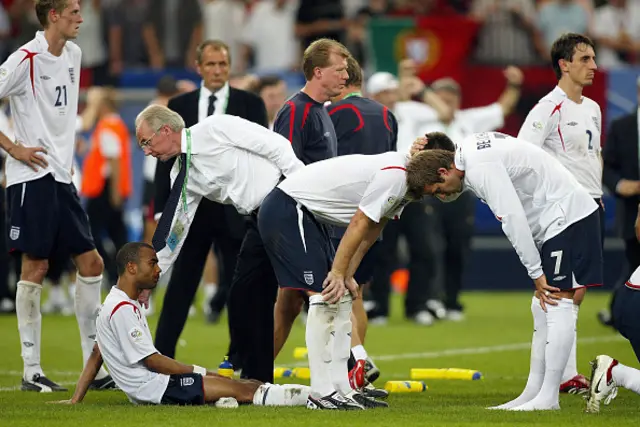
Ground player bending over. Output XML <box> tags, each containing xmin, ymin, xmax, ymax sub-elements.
<box><xmin>54</xmin><ymin>242</ymin><xmax>309</xmax><ymax>407</ymax></box>
<box><xmin>418</xmin><ymin>132</ymin><xmax>602</xmax><ymax>411</ymax></box>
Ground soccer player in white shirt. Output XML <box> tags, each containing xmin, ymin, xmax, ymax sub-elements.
<box><xmin>518</xmin><ymin>33</ymin><xmax>602</xmax><ymax>395</ymax></box>
<box><xmin>418</xmin><ymin>132</ymin><xmax>603</xmax><ymax>411</ymax></box>
<box><xmin>0</xmin><ymin>0</ymin><xmax>110</xmax><ymax>392</ymax></box>
<box><xmin>55</xmin><ymin>242</ymin><xmax>311</xmax><ymax>407</ymax></box>
<box><xmin>258</xmin><ymin>150</ymin><xmax>433</xmax><ymax>409</ymax></box>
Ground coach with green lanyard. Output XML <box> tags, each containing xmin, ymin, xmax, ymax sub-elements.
<box><xmin>151</xmin><ymin>40</ymin><xmax>269</xmax><ymax>363</ymax></box>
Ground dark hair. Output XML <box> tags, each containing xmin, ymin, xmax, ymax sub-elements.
<box><xmin>345</xmin><ymin>56</ymin><xmax>363</xmax><ymax>88</ymax></box>
<box><xmin>35</xmin><ymin>0</ymin><xmax>70</xmax><ymax>28</ymax></box>
<box><xmin>424</xmin><ymin>132</ymin><xmax>456</xmax><ymax>152</ymax></box>
<box><xmin>256</xmin><ymin>75</ymin><xmax>283</xmax><ymax>94</ymax></box>
<box><xmin>551</xmin><ymin>33</ymin><xmax>595</xmax><ymax>80</ymax></box>
<box><xmin>196</xmin><ymin>39</ymin><xmax>230</xmax><ymax>65</ymax></box>
<box><xmin>116</xmin><ymin>242</ymin><xmax>155</xmax><ymax>276</ymax></box>
<box><xmin>156</xmin><ymin>75</ymin><xmax>179</xmax><ymax>97</ymax></box>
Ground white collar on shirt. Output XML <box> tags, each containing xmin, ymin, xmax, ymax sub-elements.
<box><xmin>552</xmin><ymin>85</ymin><xmax>584</xmax><ymax>103</ymax></box>
<box><xmin>200</xmin><ymin>82</ymin><xmax>229</xmax><ymax>105</ymax></box>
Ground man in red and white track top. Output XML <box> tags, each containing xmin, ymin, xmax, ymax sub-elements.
<box><xmin>518</xmin><ymin>33</ymin><xmax>603</xmax><ymax>396</ymax></box>
<box><xmin>0</xmin><ymin>0</ymin><xmax>111</xmax><ymax>392</ymax></box>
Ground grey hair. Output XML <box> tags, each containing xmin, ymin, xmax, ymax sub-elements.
<box><xmin>135</xmin><ymin>104</ymin><xmax>185</xmax><ymax>133</ymax></box>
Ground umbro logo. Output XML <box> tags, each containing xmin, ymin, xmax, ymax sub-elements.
<box><xmin>40</xmin><ymin>75</ymin><xmax>51</xmax><ymax>80</ymax></box>
<box><xmin>553</xmin><ymin>275</ymin><xmax>566</xmax><ymax>281</ymax></box>
<box><xmin>567</xmin><ymin>121</ymin><xmax>578</xmax><ymax>126</ymax></box>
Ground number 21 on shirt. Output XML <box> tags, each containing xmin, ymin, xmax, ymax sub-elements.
<box><xmin>54</xmin><ymin>85</ymin><xmax>67</xmax><ymax>107</ymax></box>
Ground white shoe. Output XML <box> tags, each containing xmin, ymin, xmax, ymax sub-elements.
<box><xmin>426</xmin><ymin>299</ymin><xmax>446</xmax><ymax>319</ymax></box>
<box><xmin>202</xmin><ymin>285</ymin><xmax>217</xmax><ymax>316</ymax></box>
<box><xmin>413</xmin><ymin>310</ymin><xmax>434</xmax><ymax>326</ymax></box>
<box><xmin>586</xmin><ymin>355</ymin><xmax>619</xmax><ymax>413</ymax></box>
<box><xmin>446</xmin><ymin>309</ymin><xmax>465</xmax><ymax>322</ymax></box>
<box><xmin>368</xmin><ymin>316</ymin><xmax>388</xmax><ymax>326</ymax></box>
<box><xmin>188</xmin><ymin>305</ymin><xmax>196</xmax><ymax>318</ymax></box>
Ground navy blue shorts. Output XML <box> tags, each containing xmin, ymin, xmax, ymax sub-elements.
<box><xmin>258</xmin><ymin>188</ymin><xmax>334</xmax><ymax>293</ymax></box>
<box><xmin>6</xmin><ymin>174</ymin><xmax>96</xmax><ymax>259</ymax></box>
<box><xmin>612</xmin><ymin>285</ymin><xmax>640</xmax><ymax>363</ymax></box>
<box><xmin>540</xmin><ymin>210</ymin><xmax>603</xmax><ymax>290</ymax></box>
<box><xmin>331</xmin><ymin>238</ymin><xmax>379</xmax><ymax>285</ymax></box>
<box><xmin>161</xmin><ymin>373</ymin><xmax>205</xmax><ymax>405</ymax></box>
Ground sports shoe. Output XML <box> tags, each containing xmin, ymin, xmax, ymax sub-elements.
<box><xmin>413</xmin><ymin>310</ymin><xmax>434</xmax><ymax>326</ymax></box>
<box><xmin>346</xmin><ymin>390</ymin><xmax>389</xmax><ymax>408</ymax></box>
<box><xmin>89</xmin><ymin>375</ymin><xmax>118</xmax><ymax>390</ymax></box>
<box><xmin>349</xmin><ymin>359</ymin><xmax>366</xmax><ymax>390</ymax></box>
<box><xmin>364</xmin><ymin>357</ymin><xmax>380</xmax><ymax>384</ymax></box>
<box><xmin>363</xmin><ymin>383</ymin><xmax>389</xmax><ymax>400</ymax></box>
<box><xmin>426</xmin><ymin>299</ymin><xmax>447</xmax><ymax>320</ymax></box>
<box><xmin>586</xmin><ymin>355</ymin><xmax>619</xmax><ymax>413</ymax></box>
<box><xmin>559</xmin><ymin>374</ymin><xmax>590</xmax><ymax>394</ymax></box>
<box><xmin>306</xmin><ymin>391</ymin><xmax>364</xmax><ymax>410</ymax></box>
<box><xmin>21</xmin><ymin>374</ymin><xmax>67</xmax><ymax>392</ymax></box>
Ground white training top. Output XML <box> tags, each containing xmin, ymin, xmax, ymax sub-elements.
<box><xmin>456</xmin><ymin>132</ymin><xmax>598</xmax><ymax>280</ymax></box>
<box><xmin>96</xmin><ymin>286</ymin><xmax>169</xmax><ymax>405</ymax></box>
<box><xmin>278</xmin><ymin>151</ymin><xmax>412</xmax><ymax>226</ymax></box>
<box><xmin>0</xmin><ymin>31</ymin><xmax>81</xmax><ymax>187</ymax></box>
<box><xmin>517</xmin><ymin>86</ymin><xmax>603</xmax><ymax>198</ymax></box>
<box><xmin>156</xmin><ymin>114</ymin><xmax>304</xmax><ymax>273</ymax></box>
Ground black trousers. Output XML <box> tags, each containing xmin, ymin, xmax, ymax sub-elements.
<box><xmin>0</xmin><ymin>185</ymin><xmax>12</xmax><ymax>301</ymax></box>
<box><xmin>86</xmin><ymin>183</ymin><xmax>128</xmax><ymax>287</ymax></box>
<box><xmin>226</xmin><ymin>215</ymin><xmax>278</xmax><ymax>382</ymax></box>
<box><xmin>426</xmin><ymin>192</ymin><xmax>475</xmax><ymax>311</ymax></box>
<box><xmin>369</xmin><ymin>201</ymin><xmax>434</xmax><ymax>317</ymax></box>
<box><xmin>155</xmin><ymin>199</ymin><xmax>243</xmax><ymax>359</ymax></box>
<box><xmin>609</xmin><ymin>237</ymin><xmax>640</xmax><ymax>325</ymax></box>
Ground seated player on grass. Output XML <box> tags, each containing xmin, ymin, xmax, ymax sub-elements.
<box><xmin>53</xmin><ymin>242</ymin><xmax>310</xmax><ymax>407</ymax></box>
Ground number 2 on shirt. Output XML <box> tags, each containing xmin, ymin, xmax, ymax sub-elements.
<box><xmin>586</xmin><ymin>130</ymin><xmax>593</xmax><ymax>150</ymax></box>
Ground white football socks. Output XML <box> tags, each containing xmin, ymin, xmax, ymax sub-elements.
<box><xmin>253</xmin><ymin>383</ymin><xmax>311</xmax><ymax>406</ymax></box>
<box><xmin>16</xmin><ymin>281</ymin><xmax>43</xmax><ymax>380</ymax></box>
<box><xmin>306</xmin><ymin>294</ymin><xmax>338</xmax><ymax>398</ymax></box>
<box><xmin>75</xmin><ymin>274</ymin><xmax>108</xmax><ymax>380</ymax></box>
<box><xmin>512</xmin><ymin>298</ymin><xmax>574</xmax><ymax>411</ymax></box>
<box><xmin>612</xmin><ymin>363</ymin><xmax>640</xmax><ymax>394</ymax></box>
<box><xmin>561</xmin><ymin>303</ymin><xmax>579</xmax><ymax>382</ymax></box>
<box><xmin>330</xmin><ymin>295</ymin><xmax>353</xmax><ymax>395</ymax></box>
<box><xmin>351</xmin><ymin>344</ymin><xmax>368</xmax><ymax>361</ymax></box>
<box><xmin>489</xmin><ymin>296</ymin><xmax>546</xmax><ymax>410</ymax></box>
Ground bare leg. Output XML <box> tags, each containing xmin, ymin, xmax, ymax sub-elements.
<box><xmin>202</xmin><ymin>375</ymin><xmax>258</xmax><ymax>404</ymax></box>
<box><xmin>273</xmin><ymin>288</ymin><xmax>304</xmax><ymax>358</ymax></box>
<box><xmin>351</xmin><ymin>288</ymin><xmax>367</xmax><ymax>346</ymax></box>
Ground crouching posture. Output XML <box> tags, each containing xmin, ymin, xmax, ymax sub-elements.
<box><xmin>54</xmin><ymin>242</ymin><xmax>309</xmax><ymax>407</ymax></box>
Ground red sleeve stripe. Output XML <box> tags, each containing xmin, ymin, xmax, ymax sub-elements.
<box><xmin>382</xmin><ymin>107</ymin><xmax>391</xmax><ymax>132</ymax></box>
<box><xmin>301</xmin><ymin>102</ymin><xmax>312</xmax><ymax>129</ymax></box>
<box><xmin>328</xmin><ymin>104</ymin><xmax>364</xmax><ymax>131</ymax></box>
<box><xmin>381</xmin><ymin>166</ymin><xmax>407</xmax><ymax>171</ymax></box>
<box><xmin>19</xmin><ymin>49</ymin><xmax>38</xmax><ymax>97</ymax></box>
<box><xmin>626</xmin><ymin>281</ymin><xmax>640</xmax><ymax>290</ymax></box>
<box><xmin>286</xmin><ymin>101</ymin><xmax>295</xmax><ymax>143</ymax></box>
<box><xmin>110</xmin><ymin>301</ymin><xmax>138</xmax><ymax>320</ymax></box>
<box><xmin>549</xmin><ymin>102</ymin><xmax>565</xmax><ymax>152</ymax></box>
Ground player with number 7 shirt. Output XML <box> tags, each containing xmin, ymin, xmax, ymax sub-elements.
<box><xmin>517</xmin><ymin>33</ymin><xmax>603</xmax><ymax>396</ymax></box>
<box><xmin>416</xmin><ymin>130</ymin><xmax>603</xmax><ymax>411</ymax></box>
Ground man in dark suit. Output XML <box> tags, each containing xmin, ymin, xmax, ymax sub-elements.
<box><xmin>153</xmin><ymin>40</ymin><xmax>268</xmax><ymax>360</ymax></box>
<box><xmin>601</xmin><ymin>80</ymin><xmax>640</xmax><ymax>327</ymax></box>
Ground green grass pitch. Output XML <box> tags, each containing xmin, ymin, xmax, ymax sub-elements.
<box><xmin>0</xmin><ymin>290</ymin><xmax>638</xmax><ymax>426</ymax></box>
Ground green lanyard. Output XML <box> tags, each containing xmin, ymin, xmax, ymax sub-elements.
<box><xmin>179</xmin><ymin>129</ymin><xmax>192</xmax><ymax>213</ymax></box>
<box><xmin>343</xmin><ymin>91</ymin><xmax>361</xmax><ymax>99</ymax></box>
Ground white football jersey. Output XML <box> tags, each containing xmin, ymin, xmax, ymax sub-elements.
<box><xmin>278</xmin><ymin>151</ymin><xmax>412</xmax><ymax>226</ymax></box>
<box><xmin>0</xmin><ymin>32</ymin><xmax>81</xmax><ymax>188</ymax></box>
<box><xmin>96</xmin><ymin>287</ymin><xmax>169</xmax><ymax>405</ymax></box>
<box><xmin>456</xmin><ymin>132</ymin><xmax>598</xmax><ymax>280</ymax></box>
<box><xmin>518</xmin><ymin>86</ymin><xmax>603</xmax><ymax>197</ymax></box>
